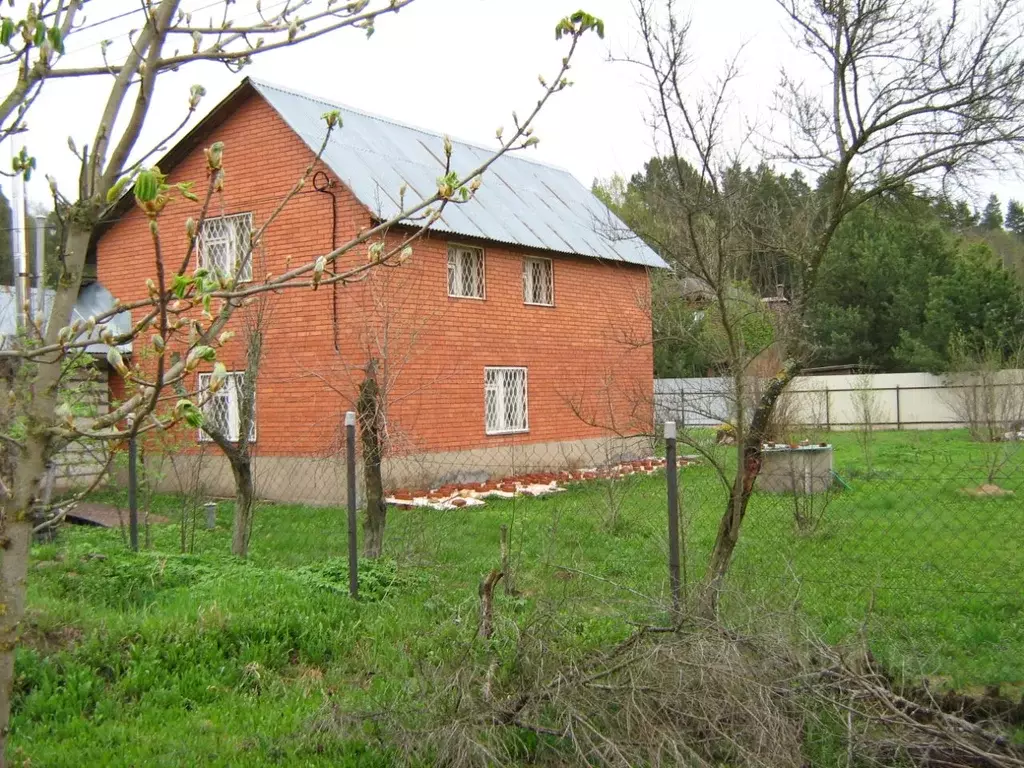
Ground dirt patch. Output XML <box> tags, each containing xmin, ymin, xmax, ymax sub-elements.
<box><xmin>904</xmin><ymin>682</ymin><xmax>1024</xmax><ymax>727</ymax></box>
<box><xmin>20</xmin><ymin>613</ymin><xmax>84</xmax><ymax>654</ymax></box>
<box><xmin>959</xmin><ymin>483</ymin><xmax>1015</xmax><ymax>498</ymax></box>
<box><xmin>67</xmin><ymin>503</ymin><xmax>169</xmax><ymax>528</ymax></box>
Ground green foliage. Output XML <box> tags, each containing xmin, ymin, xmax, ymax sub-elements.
<box><xmin>555</xmin><ymin>10</ymin><xmax>605</xmax><ymax>40</ymax></box>
<box><xmin>294</xmin><ymin>558</ymin><xmax>426</xmax><ymax>601</ymax></box>
<box><xmin>594</xmin><ymin>158</ymin><xmax>807</xmax><ymax>376</ymax></box>
<box><xmin>48</xmin><ymin>547</ymin><xmax>253</xmax><ymax>610</ymax></box>
<box><xmin>605</xmin><ymin>149</ymin><xmax>1024</xmax><ymax>374</ymax></box>
<box><xmin>1006</xmin><ymin>199</ymin><xmax>1024</xmax><ymax>237</ymax></box>
<box><xmin>320</xmin><ymin>109</ymin><xmax>342</xmax><ymax>129</ymax></box>
<box><xmin>174</xmin><ymin>399</ymin><xmax>204</xmax><ymax>428</ymax></box>
<box><xmin>896</xmin><ymin>243</ymin><xmax>1024</xmax><ymax>370</ymax></box>
<box><xmin>648</xmin><ymin>273</ymin><xmax>719</xmax><ymax>377</ymax></box>
<box><xmin>702</xmin><ymin>282</ymin><xmax>777</xmax><ymax>361</ymax></box>
<box><xmin>11</xmin><ymin>146</ymin><xmax>36</xmax><ymax>181</ymax></box>
<box><xmin>981</xmin><ymin>193</ymin><xmax>1004</xmax><ymax>231</ymax></box>
<box><xmin>932</xmin><ymin>195</ymin><xmax>979</xmax><ymax>232</ymax></box>
<box><xmin>808</xmin><ymin>194</ymin><xmax>957</xmax><ymax>369</ymax></box>
<box><xmin>12</xmin><ymin>429</ymin><xmax>1024</xmax><ymax>765</ymax></box>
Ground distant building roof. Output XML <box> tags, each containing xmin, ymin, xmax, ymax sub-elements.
<box><xmin>0</xmin><ymin>282</ymin><xmax>132</xmax><ymax>354</ymax></box>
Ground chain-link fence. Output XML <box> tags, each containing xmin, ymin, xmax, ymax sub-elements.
<box><xmin>76</xmin><ymin>411</ymin><xmax>1024</xmax><ymax>686</ymax></box>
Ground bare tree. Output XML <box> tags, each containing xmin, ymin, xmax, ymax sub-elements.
<box><xmin>944</xmin><ymin>336</ymin><xmax>1024</xmax><ymax>484</ymax></box>
<box><xmin>358</xmin><ymin>358</ymin><xmax>387</xmax><ymax>558</ymax></box>
<box><xmin>630</xmin><ymin>0</ymin><xmax>1024</xmax><ymax>611</ymax></box>
<box><xmin>195</xmin><ymin>288</ymin><xmax>269</xmax><ymax>558</ymax></box>
<box><xmin>0</xmin><ymin>3</ymin><xmax>606</xmax><ymax>757</ymax></box>
<box><xmin>852</xmin><ymin>370</ymin><xmax>883</xmax><ymax>476</ymax></box>
<box><xmin>302</xmin><ymin>229</ymin><xmax>454</xmax><ymax>556</ymax></box>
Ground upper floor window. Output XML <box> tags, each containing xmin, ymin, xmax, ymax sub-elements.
<box><xmin>447</xmin><ymin>244</ymin><xmax>485</xmax><ymax>299</ymax></box>
<box><xmin>523</xmin><ymin>256</ymin><xmax>554</xmax><ymax>306</ymax></box>
<box><xmin>198</xmin><ymin>371</ymin><xmax>256</xmax><ymax>443</ymax></box>
<box><xmin>200</xmin><ymin>213</ymin><xmax>253</xmax><ymax>282</ymax></box>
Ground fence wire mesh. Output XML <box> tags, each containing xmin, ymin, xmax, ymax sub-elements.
<box><xmin>59</xmin><ymin>411</ymin><xmax>1024</xmax><ymax>691</ymax></box>
<box><xmin>85</xmin><ymin>427</ymin><xmax>1021</xmax><ymax>595</ymax></box>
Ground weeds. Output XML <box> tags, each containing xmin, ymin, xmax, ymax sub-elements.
<box><xmin>10</xmin><ymin>429</ymin><xmax>1024</xmax><ymax>765</ymax></box>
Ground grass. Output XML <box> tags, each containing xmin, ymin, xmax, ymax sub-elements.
<box><xmin>10</xmin><ymin>428</ymin><xmax>1024</xmax><ymax>766</ymax></box>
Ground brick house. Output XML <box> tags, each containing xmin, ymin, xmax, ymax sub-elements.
<box><xmin>94</xmin><ymin>78</ymin><xmax>667</xmax><ymax>502</ymax></box>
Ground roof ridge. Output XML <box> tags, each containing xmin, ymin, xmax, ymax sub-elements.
<box><xmin>246</xmin><ymin>76</ymin><xmax>578</xmax><ymax>177</ymax></box>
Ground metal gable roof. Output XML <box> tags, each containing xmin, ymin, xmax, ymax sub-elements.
<box><xmin>248</xmin><ymin>79</ymin><xmax>667</xmax><ymax>269</ymax></box>
<box><xmin>0</xmin><ymin>282</ymin><xmax>132</xmax><ymax>354</ymax></box>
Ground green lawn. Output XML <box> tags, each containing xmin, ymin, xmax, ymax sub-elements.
<box><xmin>10</xmin><ymin>429</ymin><xmax>1024</xmax><ymax>766</ymax></box>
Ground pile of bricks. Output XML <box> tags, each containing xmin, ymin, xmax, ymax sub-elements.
<box><xmin>385</xmin><ymin>456</ymin><xmax>694</xmax><ymax>511</ymax></box>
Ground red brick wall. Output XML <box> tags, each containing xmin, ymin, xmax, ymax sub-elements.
<box><xmin>97</xmin><ymin>92</ymin><xmax>655</xmax><ymax>458</ymax></box>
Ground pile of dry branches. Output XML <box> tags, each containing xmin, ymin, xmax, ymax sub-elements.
<box><xmin>315</xmin><ymin>608</ymin><xmax>1024</xmax><ymax>768</ymax></box>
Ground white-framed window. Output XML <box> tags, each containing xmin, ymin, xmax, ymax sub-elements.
<box><xmin>447</xmin><ymin>244</ymin><xmax>485</xmax><ymax>299</ymax></box>
<box><xmin>199</xmin><ymin>213</ymin><xmax>254</xmax><ymax>282</ymax></box>
<box><xmin>484</xmin><ymin>367</ymin><xmax>528</xmax><ymax>435</ymax></box>
<box><xmin>523</xmin><ymin>256</ymin><xmax>554</xmax><ymax>306</ymax></box>
<box><xmin>197</xmin><ymin>371</ymin><xmax>256</xmax><ymax>442</ymax></box>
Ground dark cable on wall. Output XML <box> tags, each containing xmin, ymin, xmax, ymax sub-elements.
<box><xmin>313</xmin><ymin>170</ymin><xmax>340</xmax><ymax>353</ymax></box>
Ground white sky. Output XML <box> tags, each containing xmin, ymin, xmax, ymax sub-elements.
<box><xmin>5</xmin><ymin>0</ymin><xmax>1024</xmax><ymax>212</ymax></box>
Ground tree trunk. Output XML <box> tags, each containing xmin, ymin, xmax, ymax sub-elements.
<box><xmin>701</xmin><ymin>360</ymin><xmax>800</xmax><ymax>615</ymax></box>
<box><xmin>358</xmin><ymin>361</ymin><xmax>386</xmax><ymax>559</ymax></box>
<box><xmin>0</xmin><ymin>223</ymin><xmax>93</xmax><ymax>764</ymax></box>
<box><xmin>229</xmin><ymin>457</ymin><xmax>254</xmax><ymax>558</ymax></box>
<box><xmin>478</xmin><ymin>568</ymin><xmax>504</xmax><ymax>640</ymax></box>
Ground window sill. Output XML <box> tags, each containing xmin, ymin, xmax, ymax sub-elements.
<box><xmin>485</xmin><ymin>428</ymin><xmax>530</xmax><ymax>436</ymax></box>
<box><xmin>524</xmin><ymin>301</ymin><xmax>555</xmax><ymax>308</ymax></box>
<box><xmin>449</xmin><ymin>294</ymin><xmax>486</xmax><ymax>301</ymax></box>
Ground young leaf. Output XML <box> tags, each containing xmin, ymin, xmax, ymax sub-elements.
<box><xmin>172</xmin><ymin>274</ymin><xmax>192</xmax><ymax>298</ymax></box>
<box><xmin>175</xmin><ymin>399</ymin><xmax>204</xmax><ymax>428</ymax></box>
<box><xmin>106</xmin><ymin>175</ymin><xmax>130</xmax><ymax>203</ymax></box>
<box><xmin>134</xmin><ymin>169</ymin><xmax>159</xmax><ymax>202</ymax></box>
<box><xmin>1</xmin><ymin>19</ymin><xmax>15</xmax><ymax>47</ymax></box>
<box><xmin>47</xmin><ymin>26</ymin><xmax>64</xmax><ymax>54</ymax></box>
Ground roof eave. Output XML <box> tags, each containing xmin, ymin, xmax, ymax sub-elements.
<box><xmin>93</xmin><ymin>77</ymin><xmax>259</xmax><ymax>242</ymax></box>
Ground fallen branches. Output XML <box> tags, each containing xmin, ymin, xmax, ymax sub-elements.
<box><xmin>317</xmin><ymin>607</ymin><xmax>1024</xmax><ymax>768</ymax></box>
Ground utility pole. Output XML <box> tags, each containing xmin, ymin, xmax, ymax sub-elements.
<box><xmin>8</xmin><ymin>148</ymin><xmax>28</xmax><ymax>331</ymax></box>
<box><xmin>33</xmin><ymin>214</ymin><xmax>46</xmax><ymax>320</ymax></box>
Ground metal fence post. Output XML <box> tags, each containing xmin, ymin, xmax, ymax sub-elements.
<box><xmin>127</xmin><ymin>417</ymin><xmax>138</xmax><ymax>552</ymax></box>
<box><xmin>345</xmin><ymin>411</ymin><xmax>359</xmax><ymax>600</ymax></box>
<box><xmin>665</xmin><ymin>421</ymin><xmax>681</xmax><ymax>615</ymax></box>
<box><xmin>824</xmin><ymin>386</ymin><xmax>831</xmax><ymax>430</ymax></box>
<box><xmin>895</xmin><ymin>385</ymin><xmax>902</xmax><ymax>430</ymax></box>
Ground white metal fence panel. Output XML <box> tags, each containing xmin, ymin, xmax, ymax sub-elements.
<box><xmin>655</xmin><ymin>370</ymin><xmax>1024</xmax><ymax>430</ymax></box>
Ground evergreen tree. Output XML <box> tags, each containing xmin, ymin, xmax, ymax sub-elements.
<box><xmin>896</xmin><ymin>243</ymin><xmax>1024</xmax><ymax>370</ymax></box>
<box><xmin>981</xmin><ymin>193</ymin><xmax>1004</xmax><ymax>230</ymax></box>
<box><xmin>1006</xmin><ymin>199</ymin><xmax>1024</xmax><ymax>237</ymax></box>
<box><xmin>932</xmin><ymin>195</ymin><xmax>978</xmax><ymax>231</ymax></box>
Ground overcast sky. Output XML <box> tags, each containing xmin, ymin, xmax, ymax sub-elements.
<box><xmin>5</xmin><ymin>0</ymin><xmax>1024</xmax><ymax>213</ymax></box>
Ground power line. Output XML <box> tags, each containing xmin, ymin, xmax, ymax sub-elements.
<box><xmin>74</xmin><ymin>5</ymin><xmax>147</xmax><ymax>35</ymax></box>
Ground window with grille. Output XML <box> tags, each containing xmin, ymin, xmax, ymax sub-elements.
<box><xmin>197</xmin><ymin>371</ymin><xmax>256</xmax><ymax>442</ymax></box>
<box><xmin>199</xmin><ymin>213</ymin><xmax>254</xmax><ymax>282</ymax></box>
<box><xmin>484</xmin><ymin>367</ymin><xmax>528</xmax><ymax>434</ymax></box>
<box><xmin>523</xmin><ymin>256</ymin><xmax>554</xmax><ymax>305</ymax></box>
<box><xmin>447</xmin><ymin>244</ymin><xmax>485</xmax><ymax>298</ymax></box>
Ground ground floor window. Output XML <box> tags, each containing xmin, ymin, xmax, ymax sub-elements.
<box><xmin>197</xmin><ymin>371</ymin><xmax>256</xmax><ymax>442</ymax></box>
<box><xmin>484</xmin><ymin>367</ymin><xmax>528</xmax><ymax>434</ymax></box>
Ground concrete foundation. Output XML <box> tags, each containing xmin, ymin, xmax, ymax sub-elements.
<box><xmin>147</xmin><ymin>435</ymin><xmax>655</xmax><ymax>507</ymax></box>
<box><xmin>759</xmin><ymin>444</ymin><xmax>833</xmax><ymax>494</ymax></box>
